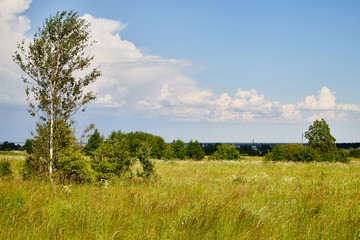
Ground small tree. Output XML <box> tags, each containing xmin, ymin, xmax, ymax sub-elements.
<box><xmin>186</xmin><ymin>140</ymin><xmax>205</xmax><ymax>160</ymax></box>
<box><xmin>135</xmin><ymin>141</ymin><xmax>154</xmax><ymax>178</ymax></box>
<box><xmin>91</xmin><ymin>131</ymin><xmax>131</xmax><ymax>180</ymax></box>
<box><xmin>210</xmin><ymin>144</ymin><xmax>241</xmax><ymax>160</ymax></box>
<box><xmin>172</xmin><ymin>139</ymin><xmax>187</xmax><ymax>160</ymax></box>
<box><xmin>13</xmin><ymin>11</ymin><xmax>101</xmax><ymax>178</ymax></box>
<box><xmin>84</xmin><ymin>129</ymin><xmax>103</xmax><ymax>155</ymax></box>
<box><xmin>305</xmin><ymin>118</ymin><xmax>336</xmax><ymax>153</ymax></box>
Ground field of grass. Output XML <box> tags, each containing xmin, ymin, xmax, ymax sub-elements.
<box><xmin>1</xmin><ymin>153</ymin><xmax>360</xmax><ymax>239</ymax></box>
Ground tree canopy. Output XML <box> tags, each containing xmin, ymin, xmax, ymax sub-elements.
<box><xmin>13</xmin><ymin>11</ymin><xmax>101</xmax><ymax>178</ymax></box>
<box><xmin>305</xmin><ymin>118</ymin><xmax>336</xmax><ymax>153</ymax></box>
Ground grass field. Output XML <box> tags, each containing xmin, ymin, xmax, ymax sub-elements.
<box><xmin>1</xmin><ymin>153</ymin><xmax>360</xmax><ymax>239</ymax></box>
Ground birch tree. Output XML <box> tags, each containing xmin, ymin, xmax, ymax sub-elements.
<box><xmin>13</xmin><ymin>11</ymin><xmax>101</xmax><ymax>178</ymax></box>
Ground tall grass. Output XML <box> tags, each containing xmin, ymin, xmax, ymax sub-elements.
<box><xmin>1</xmin><ymin>153</ymin><xmax>360</xmax><ymax>239</ymax></box>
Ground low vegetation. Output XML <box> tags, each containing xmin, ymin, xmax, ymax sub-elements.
<box><xmin>265</xmin><ymin>119</ymin><xmax>350</xmax><ymax>163</ymax></box>
<box><xmin>1</xmin><ymin>152</ymin><xmax>360</xmax><ymax>239</ymax></box>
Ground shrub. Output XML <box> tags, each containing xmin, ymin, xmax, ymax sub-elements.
<box><xmin>349</xmin><ymin>149</ymin><xmax>360</xmax><ymax>158</ymax></box>
<box><xmin>187</xmin><ymin>140</ymin><xmax>205</xmax><ymax>160</ymax></box>
<box><xmin>269</xmin><ymin>144</ymin><xmax>285</xmax><ymax>161</ymax></box>
<box><xmin>265</xmin><ymin>144</ymin><xmax>349</xmax><ymax>163</ymax></box>
<box><xmin>163</xmin><ymin>144</ymin><xmax>175</xmax><ymax>160</ymax></box>
<box><xmin>0</xmin><ymin>161</ymin><xmax>12</xmax><ymax>177</ymax></box>
<box><xmin>135</xmin><ymin>141</ymin><xmax>154</xmax><ymax>178</ymax></box>
<box><xmin>91</xmin><ymin>131</ymin><xmax>132</xmax><ymax>180</ymax></box>
<box><xmin>22</xmin><ymin>155</ymin><xmax>48</xmax><ymax>180</ymax></box>
<box><xmin>210</xmin><ymin>144</ymin><xmax>241</xmax><ymax>160</ymax></box>
<box><xmin>334</xmin><ymin>148</ymin><xmax>350</xmax><ymax>163</ymax></box>
<box><xmin>57</xmin><ymin>149</ymin><xmax>94</xmax><ymax>183</ymax></box>
<box><xmin>172</xmin><ymin>139</ymin><xmax>187</xmax><ymax>160</ymax></box>
<box><xmin>125</xmin><ymin>131</ymin><xmax>166</xmax><ymax>159</ymax></box>
<box><xmin>84</xmin><ymin>129</ymin><xmax>103</xmax><ymax>155</ymax></box>
<box><xmin>23</xmin><ymin>139</ymin><xmax>35</xmax><ymax>154</ymax></box>
<box><xmin>283</xmin><ymin>144</ymin><xmax>302</xmax><ymax>161</ymax></box>
<box><xmin>296</xmin><ymin>145</ymin><xmax>318</xmax><ymax>162</ymax></box>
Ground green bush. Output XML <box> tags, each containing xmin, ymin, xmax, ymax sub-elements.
<box><xmin>296</xmin><ymin>145</ymin><xmax>318</xmax><ymax>162</ymax></box>
<box><xmin>57</xmin><ymin>149</ymin><xmax>94</xmax><ymax>183</ymax></box>
<box><xmin>135</xmin><ymin>141</ymin><xmax>154</xmax><ymax>178</ymax></box>
<box><xmin>163</xmin><ymin>144</ymin><xmax>175</xmax><ymax>160</ymax></box>
<box><xmin>187</xmin><ymin>140</ymin><xmax>205</xmax><ymax>160</ymax></box>
<box><xmin>172</xmin><ymin>139</ymin><xmax>187</xmax><ymax>160</ymax></box>
<box><xmin>209</xmin><ymin>144</ymin><xmax>241</xmax><ymax>160</ymax></box>
<box><xmin>349</xmin><ymin>149</ymin><xmax>360</xmax><ymax>158</ymax></box>
<box><xmin>0</xmin><ymin>161</ymin><xmax>12</xmax><ymax>177</ymax></box>
<box><xmin>22</xmin><ymin>155</ymin><xmax>48</xmax><ymax>180</ymax></box>
<box><xmin>267</xmin><ymin>144</ymin><xmax>285</xmax><ymax>161</ymax></box>
<box><xmin>91</xmin><ymin>131</ymin><xmax>132</xmax><ymax>180</ymax></box>
<box><xmin>265</xmin><ymin>144</ymin><xmax>349</xmax><ymax>163</ymax></box>
<box><xmin>84</xmin><ymin>129</ymin><xmax>103</xmax><ymax>155</ymax></box>
<box><xmin>283</xmin><ymin>144</ymin><xmax>302</xmax><ymax>161</ymax></box>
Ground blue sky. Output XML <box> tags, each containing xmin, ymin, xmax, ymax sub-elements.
<box><xmin>1</xmin><ymin>0</ymin><xmax>360</xmax><ymax>143</ymax></box>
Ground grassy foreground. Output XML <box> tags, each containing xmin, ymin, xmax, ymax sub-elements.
<box><xmin>1</xmin><ymin>153</ymin><xmax>360</xmax><ymax>239</ymax></box>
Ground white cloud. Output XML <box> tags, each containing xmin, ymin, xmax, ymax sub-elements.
<box><xmin>282</xmin><ymin>104</ymin><xmax>301</xmax><ymax>120</ymax></box>
<box><xmin>83</xmin><ymin>14</ymin><xmax>359</xmax><ymax>123</ymax></box>
<box><xmin>0</xmin><ymin>0</ymin><xmax>32</xmax><ymax>105</ymax></box>
<box><xmin>297</xmin><ymin>86</ymin><xmax>359</xmax><ymax>122</ymax></box>
<box><xmin>1</xmin><ymin>6</ymin><xmax>359</xmax><ymax>125</ymax></box>
<box><xmin>306</xmin><ymin>111</ymin><xmax>347</xmax><ymax>123</ymax></box>
<box><xmin>298</xmin><ymin>87</ymin><xmax>336</xmax><ymax>110</ymax></box>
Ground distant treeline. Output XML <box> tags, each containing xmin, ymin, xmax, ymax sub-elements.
<box><xmin>0</xmin><ymin>141</ymin><xmax>23</xmax><ymax>151</ymax></box>
<box><xmin>202</xmin><ymin>143</ymin><xmax>271</xmax><ymax>156</ymax></box>
<box><xmin>336</xmin><ymin>143</ymin><xmax>360</xmax><ymax>149</ymax></box>
<box><xmin>1</xmin><ymin>140</ymin><xmax>360</xmax><ymax>155</ymax></box>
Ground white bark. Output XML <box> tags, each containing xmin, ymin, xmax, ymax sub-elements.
<box><xmin>49</xmin><ymin>82</ymin><xmax>54</xmax><ymax>179</ymax></box>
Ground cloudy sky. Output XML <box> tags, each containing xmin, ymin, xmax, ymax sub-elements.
<box><xmin>1</xmin><ymin>0</ymin><xmax>360</xmax><ymax>143</ymax></box>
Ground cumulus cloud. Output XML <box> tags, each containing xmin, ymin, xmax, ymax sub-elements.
<box><xmin>1</xmin><ymin>5</ymin><xmax>359</xmax><ymax>124</ymax></box>
<box><xmin>0</xmin><ymin>0</ymin><xmax>32</xmax><ymax>105</ymax></box>
<box><xmin>296</xmin><ymin>86</ymin><xmax>359</xmax><ymax>122</ymax></box>
<box><xmin>298</xmin><ymin>87</ymin><xmax>336</xmax><ymax>110</ymax></box>
<box><xmin>73</xmin><ymin>15</ymin><xmax>360</xmax><ymax>123</ymax></box>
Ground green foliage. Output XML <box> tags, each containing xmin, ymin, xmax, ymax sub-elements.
<box><xmin>125</xmin><ymin>131</ymin><xmax>166</xmax><ymax>159</ymax></box>
<box><xmin>0</xmin><ymin>161</ymin><xmax>12</xmax><ymax>177</ymax></box>
<box><xmin>22</xmin><ymin>155</ymin><xmax>46</xmax><ymax>180</ymax></box>
<box><xmin>203</xmin><ymin>143</ymin><xmax>220</xmax><ymax>155</ymax></box>
<box><xmin>265</xmin><ymin>120</ymin><xmax>349</xmax><ymax>163</ymax></box>
<box><xmin>135</xmin><ymin>142</ymin><xmax>154</xmax><ymax>178</ymax></box>
<box><xmin>296</xmin><ymin>145</ymin><xmax>319</xmax><ymax>162</ymax></box>
<box><xmin>321</xmin><ymin>148</ymin><xmax>350</xmax><ymax>163</ymax></box>
<box><xmin>172</xmin><ymin>139</ymin><xmax>187</xmax><ymax>160</ymax></box>
<box><xmin>265</xmin><ymin>144</ymin><xmax>349</xmax><ymax>163</ymax></box>
<box><xmin>267</xmin><ymin>144</ymin><xmax>285</xmax><ymax>161</ymax></box>
<box><xmin>283</xmin><ymin>144</ymin><xmax>303</xmax><ymax>161</ymax></box>
<box><xmin>238</xmin><ymin>145</ymin><xmax>261</xmax><ymax>156</ymax></box>
<box><xmin>349</xmin><ymin>148</ymin><xmax>360</xmax><ymax>158</ymax></box>
<box><xmin>13</xmin><ymin>11</ymin><xmax>100</xmax><ymax>121</ymax></box>
<box><xmin>13</xmin><ymin>10</ymin><xmax>100</xmax><ymax>178</ymax></box>
<box><xmin>186</xmin><ymin>140</ymin><xmax>205</xmax><ymax>160</ymax></box>
<box><xmin>305</xmin><ymin>118</ymin><xmax>336</xmax><ymax>153</ymax></box>
<box><xmin>22</xmin><ymin>139</ymin><xmax>35</xmax><ymax>154</ymax></box>
<box><xmin>84</xmin><ymin>129</ymin><xmax>103</xmax><ymax>155</ymax></box>
<box><xmin>0</xmin><ymin>141</ymin><xmax>22</xmax><ymax>151</ymax></box>
<box><xmin>57</xmin><ymin>149</ymin><xmax>93</xmax><ymax>183</ymax></box>
<box><xmin>22</xmin><ymin>121</ymin><xmax>77</xmax><ymax>179</ymax></box>
<box><xmin>91</xmin><ymin>131</ymin><xmax>132</xmax><ymax>180</ymax></box>
<box><xmin>209</xmin><ymin>144</ymin><xmax>241</xmax><ymax>160</ymax></box>
<box><xmin>163</xmin><ymin>144</ymin><xmax>175</xmax><ymax>160</ymax></box>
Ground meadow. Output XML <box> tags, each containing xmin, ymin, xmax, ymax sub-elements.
<box><xmin>1</xmin><ymin>153</ymin><xmax>360</xmax><ymax>239</ymax></box>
